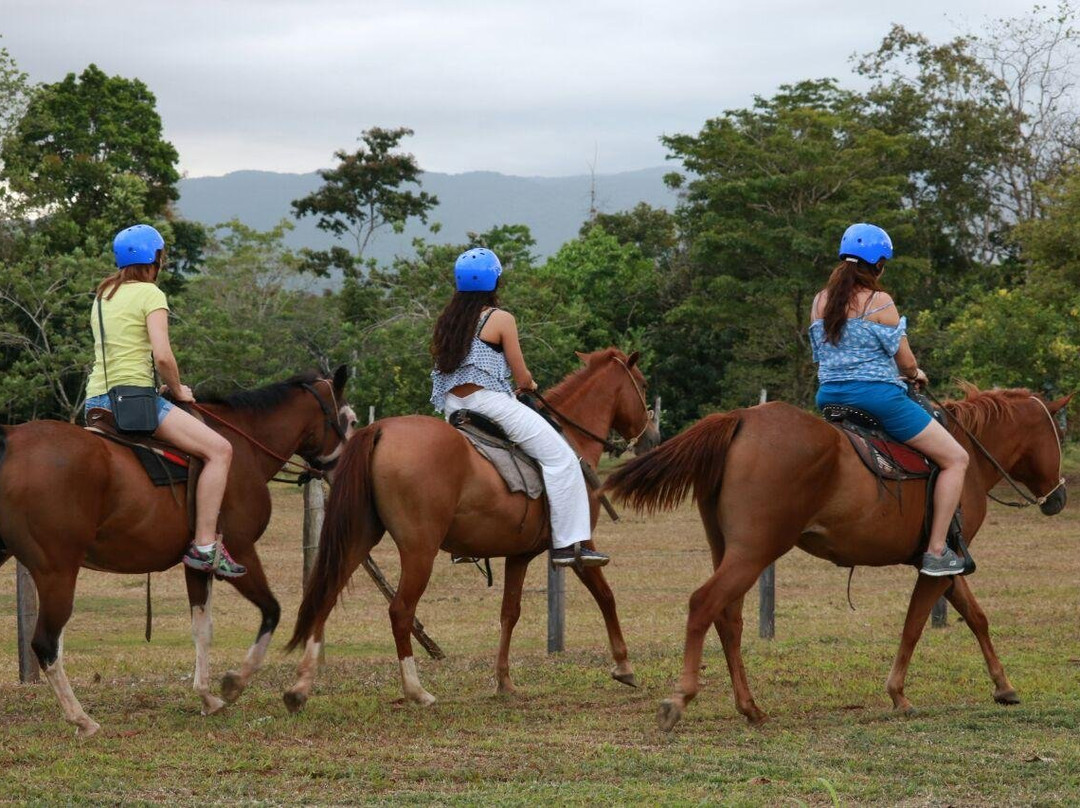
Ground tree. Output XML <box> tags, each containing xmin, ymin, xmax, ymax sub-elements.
<box><xmin>0</xmin><ymin>64</ymin><xmax>179</xmax><ymax>249</ymax></box>
<box><xmin>659</xmin><ymin>80</ymin><xmax>912</xmax><ymax>419</ymax></box>
<box><xmin>169</xmin><ymin>220</ymin><xmax>342</xmax><ymax>393</ymax></box>
<box><xmin>291</xmin><ymin>126</ymin><xmax>438</xmax><ymax>278</ymax></box>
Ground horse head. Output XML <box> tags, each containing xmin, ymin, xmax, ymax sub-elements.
<box><xmin>950</xmin><ymin>387</ymin><xmax>1071</xmax><ymax>516</ymax></box>
<box><xmin>296</xmin><ymin>364</ymin><xmax>356</xmax><ymax>482</ymax></box>
<box><xmin>575</xmin><ymin>348</ymin><xmax>661</xmax><ymax>456</ymax></box>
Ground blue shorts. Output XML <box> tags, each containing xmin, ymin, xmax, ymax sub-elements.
<box><xmin>85</xmin><ymin>392</ymin><xmax>175</xmax><ymax>425</ymax></box>
<box><xmin>816</xmin><ymin>380</ymin><xmax>932</xmax><ymax>442</ymax></box>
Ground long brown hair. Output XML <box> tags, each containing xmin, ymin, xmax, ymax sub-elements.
<box><xmin>95</xmin><ymin>253</ymin><xmax>163</xmax><ymax>301</ymax></box>
<box><xmin>821</xmin><ymin>259</ymin><xmax>884</xmax><ymax>345</ymax></box>
<box><xmin>431</xmin><ymin>289</ymin><xmax>500</xmax><ymax>373</ymax></box>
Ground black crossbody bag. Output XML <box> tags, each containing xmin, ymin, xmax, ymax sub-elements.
<box><xmin>96</xmin><ymin>295</ymin><xmax>159</xmax><ymax>434</ymax></box>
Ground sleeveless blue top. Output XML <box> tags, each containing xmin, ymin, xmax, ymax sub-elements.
<box><xmin>430</xmin><ymin>309</ymin><xmax>513</xmax><ymax>412</ymax></box>
<box><xmin>810</xmin><ymin>297</ymin><xmax>907</xmax><ymax>389</ymax></box>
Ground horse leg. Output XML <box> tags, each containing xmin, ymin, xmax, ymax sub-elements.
<box><xmin>184</xmin><ymin>567</ymin><xmax>226</xmax><ymax>716</ymax></box>
<box><xmin>495</xmin><ymin>555</ymin><xmax>530</xmax><ymax>695</ymax></box>
<box><xmin>659</xmin><ymin>552</ymin><xmax>770</xmax><ymax>731</ymax></box>
<box><xmin>885</xmin><ymin>574</ymin><xmax>954</xmax><ymax>714</ymax></box>
<box><xmin>572</xmin><ymin>563</ymin><xmax>636</xmax><ymax>687</ymax></box>
<box><xmin>944</xmin><ymin>575</ymin><xmax>1019</xmax><ymax>705</ymax></box>
<box><xmin>283</xmin><ymin>529</ymin><xmax>382</xmax><ymax>713</ymax></box>
<box><xmin>712</xmin><ymin>595</ymin><xmax>767</xmax><ymax>724</ymax></box>
<box><xmin>390</xmin><ymin>550</ymin><xmax>438</xmax><ymax>706</ymax></box>
<box><xmin>31</xmin><ymin>570</ymin><xmax>100</xmax><ymax>738</ymax></box>
<box><xmin>218</xmin><ymin>550</ymin><xmax>279</xmax><ymax>704</ymax></box>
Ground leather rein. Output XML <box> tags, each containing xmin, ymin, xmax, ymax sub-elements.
<box><xmin>188</xmin><ymin>379</ymin><xmax>347</xmax><ymax>484</ymax></box>
<box><xmin>531</xmin><ymin>356</ymin><xmax>653</xmax><ymax>457</ymax></box>
<box><xmin>925</xmin><ymin>388</ymin><xmax>1065</xmax><ymax>509</ymax></box>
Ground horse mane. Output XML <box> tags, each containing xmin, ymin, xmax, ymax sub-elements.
<box><xmin>544</xmin><ymin>348</ymin><xmax>623</xmax><ymax>405</ymax></box>
<box><xmin>200</xmin><ymin>370</ymin><xmax>323</xmax><ymax>412</ymax></box>
<box><xmin>943</xmin><ymin>383</ymin><xmax>1036</xmax><ymax>433</ymax></box>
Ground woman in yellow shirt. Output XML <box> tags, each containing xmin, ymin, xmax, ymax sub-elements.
<box><xmin>85</xmin><ymin>224</ymin><xmax>245</xmax><ymax>578</ymax></box>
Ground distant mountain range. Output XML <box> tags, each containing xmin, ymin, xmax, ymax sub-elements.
<box><xmin>176</xmin><ymin>167</ymin><xmax>680</xmax><ymax>265</ymax></box>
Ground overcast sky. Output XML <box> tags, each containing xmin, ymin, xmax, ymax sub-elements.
<box><xmin>1</xmin><ymin>0</ymin><xmax>1047</xmax><ymax>179</ymax></box>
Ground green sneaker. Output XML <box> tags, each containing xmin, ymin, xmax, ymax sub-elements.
<box><xmin>182</xmin><ymin>542</ymin><xmax>247</xmax><ymax>579</ymax></box>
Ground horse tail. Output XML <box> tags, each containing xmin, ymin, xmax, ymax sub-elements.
<box><xmin>286</xmin><ymin>424</ymin><xmax>383</xmax><ymax>652</ymax></box>
<box><xmin>602</xmin><ymin>412</ymin><xmax>741</xmax><ymax>513</ymax></box>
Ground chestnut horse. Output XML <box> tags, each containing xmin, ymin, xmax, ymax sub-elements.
<box><xmin>0</xmin><ymin>367</ymin><xmax>354</xmax><ymax>737</ymax></box>
<box><xmin>602</xmin><ymin>387</ymin><xmax>1069</xmax><ymax>731</ymax></box>
<box><xmin>284</xmin><ymin>348</ymin><xmax>660</xmax><ymax>711</ymax></box>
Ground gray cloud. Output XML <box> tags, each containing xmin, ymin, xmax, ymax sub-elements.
<box><xmin>1</xmin><ymin>0</ymin><xmax>1039</xmax><ymax>178</ymax></box>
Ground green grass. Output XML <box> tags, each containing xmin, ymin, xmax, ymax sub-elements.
<box><xmin>2</xmin><ymin>483</ymin><xmax>1079</xmax><ymax>805</ymax></box>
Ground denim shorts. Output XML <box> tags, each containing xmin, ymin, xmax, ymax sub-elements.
<box><xmin>85</xmin><ymin>392</ymin><xmax>175</xmax><ymax>424</ymax></box>
<box><xmin>816</xmin><ymin>380</ymin><xmax>932</xmax><ymax>441</ymax></box>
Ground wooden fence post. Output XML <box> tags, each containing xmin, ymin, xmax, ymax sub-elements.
<box><xmin>16</xmin><ymin>562</ymin><xmax>40</xmax><ymax>683</ymax></box>
<box><xmin>302</xmin><ymin>479</ymin><xmax>325</xmax><ymax>585</ymax></box>
<box><xmin>931</xmin><ymin>596</ymin><xmax>948</xmax><ymax>628</ymax></box>
<box><xmin>756</xmin><ymin>388</ymin><xmax>776</xmax><ymax>640</ymax></box>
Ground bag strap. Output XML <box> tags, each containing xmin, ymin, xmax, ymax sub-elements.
<box><xmin>96</xmin><ymin>294</ymin><xmax>112</xmax><ymax>392</ymax></box>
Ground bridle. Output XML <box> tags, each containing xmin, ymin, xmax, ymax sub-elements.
<box><xmin>926</xmin><ymin>388</ymin><xmax>1065</xmax><ymax>509</ymax></box>
<box><xmin>532</xmin><ymin>355</ymin><xmax>654</xmax><ymax>457</ymax></box>
<box><xmin>189</xmin><ymin>378</ymin><xmax>350</xmax><ymax>484</ymax></box>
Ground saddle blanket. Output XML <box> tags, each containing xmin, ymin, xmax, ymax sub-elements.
<box><xmin>449</xmin><ymin>409</ymin><xmax>544</xmax><ymax>498</ymax></box>
<box><xmin>85</xmin><ymin>407</ymin><xmax>189</xmax><ymax>486</ymax></box>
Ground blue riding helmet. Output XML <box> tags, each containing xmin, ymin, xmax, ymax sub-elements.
<box><xmin>838</xmin><ymin>223</ymin><xmax>893</xmax><ymax>265</ymax></box>
<box><xmin>113</xmin><ymin>224</ymin><xmax>165</xmax><ymax>269</ymax></box>
<box><xmin>454</xmin><ymin>248</ymin><xmax>502</xmax><ymax>292</ymax></box>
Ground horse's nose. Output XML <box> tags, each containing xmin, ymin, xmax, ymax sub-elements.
<box><xmin>1040</xmin><ymin>485</ymin><xmax>1066</xmax><ymax>516</ymax></box>
<box><xmin>634</xmin><ymin>424</ymin><xmax>662</xmax><ymax>455</ymax></box>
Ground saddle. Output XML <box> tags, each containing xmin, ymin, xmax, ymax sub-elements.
<box><xmin>85</xmin><ymin>407</ymin><xmax>191</xmax><ymax>487</ymax></box>
<box><xmin>448</xmin><ymin>409</ymin><xmax>544</xmax><ymax>498</ymax></box>
<box><xmin>821</xmin><ymin>393</ymin><xmax>975</xmax><ymax>574</ymax></box>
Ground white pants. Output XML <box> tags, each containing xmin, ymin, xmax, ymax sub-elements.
<box><xmin>444</xmin><ymin>388</ymin><xmax>591</xmax><ymax>549</ymax></box>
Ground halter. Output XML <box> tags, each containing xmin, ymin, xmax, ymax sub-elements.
<box><xmin>926</xmin><ymin>389</ymin><xmax>1065</xmax><ymax>509</ymax></box>
<box><xmin>533</xmin><ymin>355</ymin><xmax>653</xmax><ymax>456</ymax></box>
<box><xmin>190</xmin><ymin>379</ymin><xmax>349</xmax><ymax>483</ymax></box>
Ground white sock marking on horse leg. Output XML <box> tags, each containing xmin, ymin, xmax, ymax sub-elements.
<box><xmin>42</xmin><ymin>633</ymin><xmax>99</xmax><ymax>738</ymax></box>
<box><xmin>190</xmin><ymin>582</ymin><xmax>224</xmax><ymax>715</ymax></box>
<box><xmin>290</xmin><ymin>637</ymin><xmax>323</xmax><ymax>698</ymax></box>
<box><xmin>399</xmin><ymin>656</ymin><xmax>436</xmax><ymax>706</ymax></box>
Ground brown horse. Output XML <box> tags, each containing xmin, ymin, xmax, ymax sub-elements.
<box><xmin>602</xmin><ymin>386</ymin><xmax>1069</xmax><ymax>731</ymax></box>
<box><xmin>283</xmin><ymin>348</ymin><xmax>660</xmax><ymax>711</ymax></box>
<box><xmin>0</xmin><ymin>367</ymin><xmax>353</xmax><ymax>737</ymax></box>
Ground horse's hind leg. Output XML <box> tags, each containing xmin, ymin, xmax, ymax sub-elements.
<box><xmin>219</xmin><ymin>550</ymin><xmax>279</xmax><ymax>703</ymax></box>
<box><xmin>659</xmin><ymin>552</ymin><xmax>769</xmax><ymax>732</ymax></box>
<box><xmin>32</xmin><ymin>569</ymin><xmax>100</xmax><ymax>738</ymax></box>
<box><xmin>944</xmin><ymin>575</ymin><xmax>1018</xmax><ymax>705</ymax></box>
<box><xmin>885</xmin><ymin>574</ymin><xmax>954</xmax><ymax>714</ymax></box>
<box><xmin>494</xmin><ymin>555</ymin><xmax>530</xmax><ymax>695</ymax></box>
<box><xmin>572</xmin><ymin>562</ymin><xmax>636</xmax><ymax>687</ymax></box>
<box><xmin>184</xmin><ymin>568</ymin><xmax>226</xmax><ymax>716</ymax></box>
<box><xmin>390</xmin><ymin>549</ymin><xmax>439</xmax><ymax>706</ymax></box>
<box><xmin>713</xmin><ymin>595</ymin><xmax>767</xmax><ymax>724</ymax></box>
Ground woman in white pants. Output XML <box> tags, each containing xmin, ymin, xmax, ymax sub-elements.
<box><xmin>429</xmin><ymin>247</ymin><xmax>607</xmax><ymax>567</ymax></box>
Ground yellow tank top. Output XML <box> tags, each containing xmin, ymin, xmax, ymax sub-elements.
<box><xmin>86</xmin><ymin>281</ymin><xmax>170</xmax><ymax>397</ymax></box>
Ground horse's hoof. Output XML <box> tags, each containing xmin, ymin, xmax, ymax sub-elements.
<box><xmin>200</xmin><ymin>695</ymin><xmax>227</xmax><ymax>716</ymax></box>
<box><xmin>657</xmin><ymin>698</ymin><xmax>683</xmax><ymax>732</ymax></box>
<box><xmin>75</xmin><ymin>719</ymin><xmax>101</xmax><ymax>739</ymax></box>
<box><xmin>495</xmin><ymin>682</ymin><xmax>517</xmax><ymax>697</ymax></box>
<box><xmin>220</xmin><ymin>671</ymin><xmax>245</xmax><ymax>703</ymax></box>
<box><xmin>612</xmin><ymin>671</ymin><xmax>639</xmax><ymax>688</ymax></box>
<box><xmin>409</xmin><ymin>691</ymin><xmax>437</xmax><ymax>707</ymax></box>
<box><xmin>283</xmin><ymin>690</ymin><xmax>308</xmax><ymax>714</ymax></box>
<box><xmin>994</xmin><ymin>689</ymin><xmax>1020</xmax><ymax>705</ymax></box>
<box><xmin>745</xmin><ymin>709</ymin><xmax>769</xmax><ymax>726</ymax></box>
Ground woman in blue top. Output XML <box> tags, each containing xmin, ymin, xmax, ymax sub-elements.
<box><xmin>430</xmin><ymin>247</ymin><xmax>608</xmax><ymax>567</ymax></box>
<box><xmin>810</xmin><ymin>223</ymin><xmax>969</xmax><ymax>577</ymax></box>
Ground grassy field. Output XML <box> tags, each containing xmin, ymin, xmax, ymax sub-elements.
<box><xmin>1</xmin><ymin>474</ymin><xmax>1079</xmax><ymax>806</ymax></box>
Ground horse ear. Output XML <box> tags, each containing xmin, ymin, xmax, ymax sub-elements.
<box><xmin>575</xmin><ymin>351</ymin><xmax>588</xmax><ymax>364</ymax></box>
<box><xmin>332</xmin><ymin>364</ymin><xmax>349</xmax><ymax>394</ymax></box>
<box><xmin>627</xmin><ymin>351</ymin><xmax>640</xmax><ymax>368</ymax></box>
<box><xmin>1047</xmin><ymin>392</ymin><xmax>1074</xmax><ymax>415</ymax></box>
